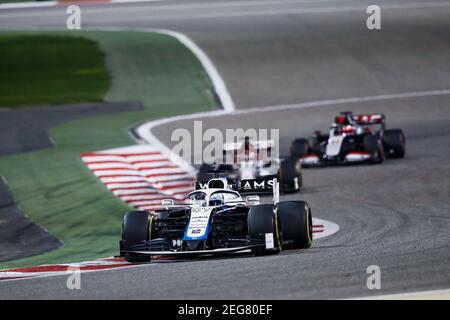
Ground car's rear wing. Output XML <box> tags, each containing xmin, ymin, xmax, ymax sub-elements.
<box><xmin>237</xmin><ymin>175</ymin><xmax>277</xmax><ymax>194</ymax></box>
<box><xmin>222</xmin><ymin>139</ymin><xmax>274</xmax><ymax>151</ymax></box>
<box><xmin>222</xmin><ymin>138</ymin><xmax>273</xmax><ymax>163</ymax></box>
<box><xmin>352</xmin><ymin>113</ymin><xmax>386</xmax><ymax>129</ymax></box>
<box><xmin>335</xmin><ymin>112</ymin><xmax>385</xmax><ymax>127</ymax></box>
<box><xmin>195</xmin><ymin>175</ymin><xmax>276</xmax><ymax>194</ymax></box>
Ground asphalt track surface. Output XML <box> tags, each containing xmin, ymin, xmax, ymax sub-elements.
<box><xmin>0</xmin><ymin>0</ymin><xmax>449</xmax><ymax>299</ymax></box>
<box><xmin>0</xmin><ymin>101</ymin><xmax>142</xmax><ymax>156</ymax></box>
<box><xmin>0</xmin><ymin>178</ymin><xmax>62</xmax><ymax>262</ymax></box>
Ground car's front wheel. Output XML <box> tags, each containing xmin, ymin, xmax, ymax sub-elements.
<box><xmin>383</xmin><ymin>129</ymin><xmax>406</xmax><ymax>158</ymax></box>
<box><xmin>277</xmin><ymin>201</ymin><xmax>313</xmax><ymax>250</ymax></box>
<box><xmin>248</xmin><ymin>204</ymin><xmax>281</xmax><ymax>255</ymax></box>
<box><xmin>364</xmin><ymin>134</ymin><xmax>385</xmax><ymax>164</ymax></box>
<box><xmin>120</xmin><ymin>211</ymin><xmax>151</xmax><ymax>262</ymax></box>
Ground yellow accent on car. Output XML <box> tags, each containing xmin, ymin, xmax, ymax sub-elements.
<box><xmin>305</xmin><ymin>205</ymin><xmax>312</xmax><ymax>247</ymax></box>
<box><xmin>274</xmin><ymin>207</ymin><xmax>282</xmax><ymax>251</ymax></box>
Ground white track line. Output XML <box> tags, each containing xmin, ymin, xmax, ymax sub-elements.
<box><xmin>0</xmin><ymin>0</ymin><xmax>168</xmax><ymax>10</ymax></box>
<box><xmin>153</xmin><ymin>29</ymin><xmax>235</xmax><ymax>113</ymax></box>
<box><xmin>110</xmin><ymin>0</ymin><xmax>344</xmax><ymax>11</ymax></box>
<box><xmin>149</xmin><ymin>2</ymin><xmax>450</xmax><ymax>21</ymax></box>
<box><xmin>104</xmin><ymin>1</ymin><xmax>450</xmax><ymax>22</ymax></box>
<box><xmin>0</xmin><ymin>0</ymin><xmax>354</xmax><ymax>12</ymax></box>
<box><xmin>351</xmin><ymin>288</ymin><xmax>450</xmax><ymax>300</ymax></box>
<box><xmin>237</xmin><ymin>89</ymin><xmax>450</xmax><ymax>115</ymax></box>
<box><xmin>0</xmin><ymin>1</ymin><xmax>57</xmax><ymax>10</ymax></box>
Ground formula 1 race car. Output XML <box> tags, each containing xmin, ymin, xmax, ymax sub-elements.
<box><xmin>290</xmin><ymin>111</ymin><xmax>406</xmax><ymax>167</ymax></box>
<box><xmin>196</xmin><ymin>136</ymin><xmax>302</xmax><ymax>194</ymax></box>
<box><xmin>119</xmin><ymin>178</ymin><xmax>312</xmax><ymax>262</ymax></box>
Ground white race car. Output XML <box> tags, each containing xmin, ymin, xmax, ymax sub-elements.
<box><xmin>291</xmin><ymin>111</ymin><xmax>406</xmax><ymax>167</ymax></box>
<box><xmin>197</xmin><ymin>136</ymin><xmax>302</xmax><ymax>194</ymax></box>
<box><xmin>119</xmin><ymin>178</ymin><xmax>312</xmax><ymax>262</ymax></box>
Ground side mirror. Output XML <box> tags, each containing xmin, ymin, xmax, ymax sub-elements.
<box><xmin>245</xmin><ymin>195</ymin><xmax>260</xmax><ymax>205</ymax></box>
<box><xmin>161</xmin><ymin>199</ymin><xmax>174</xmax><ymax>207</ymax></box>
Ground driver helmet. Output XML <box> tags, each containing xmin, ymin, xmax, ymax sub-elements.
<box><xmin>209</xmin><ymin>193</ymin><xmax>224</xmax><ymax>206</ymax></box>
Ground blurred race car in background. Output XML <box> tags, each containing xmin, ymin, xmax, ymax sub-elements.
<box><xmin>196</xmin><ymin>136</ymin><xmax>302</xmax><ymax>194</ymax></box>
<box><xmin>119</xmin><ymin>177</ymin><xmax>313</xmax><ymax>262</ymax></box>
<box><xmin>290</xmin><ymin>111</ymin><xmax>406</xmax><ymax>167</ymax></box>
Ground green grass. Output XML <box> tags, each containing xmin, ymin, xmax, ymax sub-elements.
<box><xmin>0</xmin><ymin>35</ymin><xmax>110</xmax><ymax>107</ymax></box>
<box><xmin>0</xmin><ymin>31</ymin><xmax>216</xmax><ymax>269</ymax></box>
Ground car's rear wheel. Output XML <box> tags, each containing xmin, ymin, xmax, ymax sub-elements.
<box><xmin>278</xmin><ymin>157</ymin><xmax>302</xmax><ymax>193</ymax></box>
<box><xmin>277</xmin><ymin>201</ymin><xmax>313</xmax><ymax>250</ymax></box>
<box><xmin>248</xmin><ymin>204</ymin><xmax>281</xmax><ymax>255</ymax></box>
<box><xmin>290</xmin><ymin>138</ymin><xmax>309</xmax><ymax>159</ymax></box>
<box><xmin>121</xmin><ymin>211</ymin><xmax>151</xmax><ymax>262</ymax></box>
<box><xmin>383</xmin><ymin>129</ymin><xmax>406</xmax><ymax>158</ymax></box>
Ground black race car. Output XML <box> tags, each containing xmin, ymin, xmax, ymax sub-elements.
<box><xmin>290</xmin><ymin>111</ymin><xmax>406</xmax><ymax>167</ymax></box>
<box><xmin>119</xmin><ymin>178</ymin><xmax>312</xmax><ymax>262</ymax></box>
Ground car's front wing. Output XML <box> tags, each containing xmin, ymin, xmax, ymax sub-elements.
<box><xmin>122</xmin><ymin>244</ymin><xmax>264</xmax><ymax>257</ymax></box>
